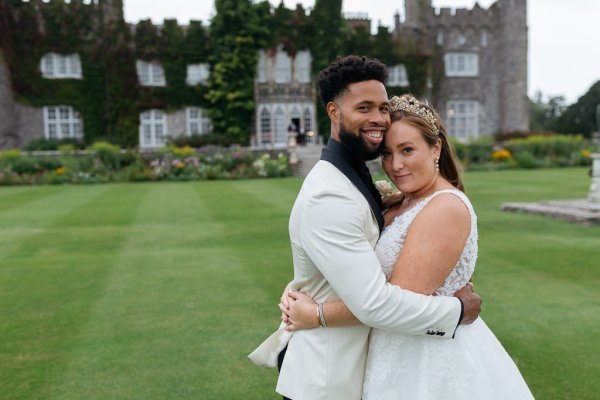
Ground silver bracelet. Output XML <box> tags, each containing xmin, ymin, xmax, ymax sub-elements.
<box><xmin>317</xmin><ymin>302</ymin><xmax>327</xmax><ymax>328</ymax></box>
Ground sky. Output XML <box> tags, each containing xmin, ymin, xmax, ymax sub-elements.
<box><xmin>123</xmin><ymin>0</ymin><xmax>600</xmax><ymax>105</ymax></box>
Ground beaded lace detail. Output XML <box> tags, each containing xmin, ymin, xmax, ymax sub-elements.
<box><xmin>363</xmin><ymin>191</ymin><xmax>535</xmax><ymax>400</ymax></box>
<box><xmin>374</xmin><ymin>189</ymin><xmax>478</xmax><ymax>296</ymax></box>
<box><xmin>363</xmin><ymin>189</ymin><xmax>479</xmax><ymax>400</ymax></box>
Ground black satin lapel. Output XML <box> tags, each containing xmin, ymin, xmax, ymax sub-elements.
<box><xmin>321</xmin><ymin>147</ymin><xmax>385</xmax><ymax>234</ymax></box>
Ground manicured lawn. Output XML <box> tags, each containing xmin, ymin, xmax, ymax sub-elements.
<box><xmin>0</xmin><ymin>168</ymin><xmax>598</xmax><ymax>399</ymax></box>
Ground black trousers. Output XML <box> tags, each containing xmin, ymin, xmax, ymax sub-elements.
<box><xmin>277</xmin><ymin>346</ymin><xmax>292</xmax><ymax>400</ymax></box>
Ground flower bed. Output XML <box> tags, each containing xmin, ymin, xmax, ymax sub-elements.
<box><xmin>0</xmin><ymin>143</ymin><xmax>291</xmax><ymax>186</ymax></box>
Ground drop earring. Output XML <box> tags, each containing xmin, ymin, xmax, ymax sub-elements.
<box><xmin>435</xmin><ymin>157</ymin><xmax>439</xmax><ymax>171</ymax></box>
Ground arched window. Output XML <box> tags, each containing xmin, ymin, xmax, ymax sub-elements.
<box><xmin>303</xmin><ymin>107</ymin><xmax>312</xmax><ymax>132</ymax></box>
<box><xmin>275</xmin><ymin>51</ymin><xmax>292</xmax><ymax>83</ymax></box>
<box><xmin>295</xmin><ymin>50</ymin><xmax>312</xmax><ymax>83</ymax></box>
<box><xmin>260</xmin><ymin>107</ymin><xmax>271</xmax><ymax>133</ymax></box>
<box><xmin>257</xmin><ymin>50</ymin><xmax>267</xmax><ymax>83</ymax></box>
<box><xmin>273</xmin><ymin>106</ymin><xmax>287</xmax><ymax>145</ymax></box>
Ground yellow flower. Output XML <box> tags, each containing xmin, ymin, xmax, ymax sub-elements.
<box><xmin>582</xmin><ymin>149</ymin><xmax>591</xmax><ymax>158</ymax></box>
<box><xmin>492</xmin><ymin>149</ymin><xmax>512</xmax><ymax>161</ymax></box>
<box><xmin>55</xmin><ymin>167</ymin><xmax>65</xmax><ymax>175</ymax></box>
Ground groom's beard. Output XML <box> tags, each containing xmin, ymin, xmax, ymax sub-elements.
<box><xmin>339</xmin><ymin>121</ymin><xmax>384</xmax><ymax>162</ymax></box>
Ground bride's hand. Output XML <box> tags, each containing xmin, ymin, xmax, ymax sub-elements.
<box><xmin>279</xmin><ymin>291</ymin><xmax>319</xmax><ymax>332</ymax></box>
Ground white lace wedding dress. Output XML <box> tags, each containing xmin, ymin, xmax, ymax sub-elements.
<box><xmin>363</xmin><ymin>189</ymin><xmax>535</xmax><ymax>400</ymax></box>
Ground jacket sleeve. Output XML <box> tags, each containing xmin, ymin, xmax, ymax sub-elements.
<box><xmin>300</xmin><ymin>190</ymin><xmax>462</xmax><ymax>338</ymax></box>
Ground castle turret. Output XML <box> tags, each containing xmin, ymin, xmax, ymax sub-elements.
<box><xmin>100</xmin><ymin>0</ymin><xmax>124</xmax><ymax>26</ymax></box>
<box><xmin>404</xmin><ymin>0</ymin><xmax>432</xmax><ymax>29</ymax></box>
<box><xmin>496</xmin><ymin>0</ymin><xmax>529</xmax><ymax>131</ymax></box>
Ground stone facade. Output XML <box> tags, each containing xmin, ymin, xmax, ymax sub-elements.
<box><xmin>395</xmin><ymin>0</ymin><xmax>529</xmax><ymax>138</ymax></box>
<box><xmin>253</xmin><ymin>46</ymin><xmax>317</xmax><ymax>148</ymax></box>
<box><xmin>0</xmin><ymin>0</ymin><xmax>529</xmax><ymax>149</ymax></box>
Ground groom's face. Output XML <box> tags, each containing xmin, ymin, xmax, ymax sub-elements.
<box><xmin>328</xmin><ymin>80</ymin><xmax>390</xmax><ymax>161</ymax></box>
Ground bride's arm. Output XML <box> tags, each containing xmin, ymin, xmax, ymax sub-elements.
<box><xmin>283</xmin><ymin>193</ymin><xmax>471</xmax><ymax>331</ymax></box>
<box><xmin>387</xmin><ymin>193</ymin><xmax>470</xmax><ymax>294</ymax></box>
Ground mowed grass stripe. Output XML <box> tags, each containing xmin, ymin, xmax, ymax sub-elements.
<box><xmin>464</xmin><ymin>168</ymin><xmax>600</xmax><ymax>399</ymax></box>
<box><xmin>40</xmin><ymin>182</ymin><xmax>285</xmax><ymax>399</ymax></box>
<box><xmin>0</xmin><ymin>186</ymin><xmax>65</xmax><ymax>213</ymax></box>
<box><xmin>1</xmin><ymin>169</ymin><xmax>598</xmax><ymax>399</ymax></box>
<box><xmin>0</xmin><ymin>186</ymin><xmax>111</xmax><ymax>260</ymax></box>
<box><xmin>40</xmin><ymin>183</ymin><xmax>203</xmax><ymax>400</ymax></box>
<box><xmin>189</xmin><ymin>181</ymin><xmax>291</xmax><ymax>399</ymax></box>
<box><xmin>0</xmin><ymin>184</ymin><xmax>149</xmax><ymax>400</ymax></box>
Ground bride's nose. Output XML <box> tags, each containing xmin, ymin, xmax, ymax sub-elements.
<box><xmin>392</xmin><ymin>156</ymin><xmax>404</xmax><ymax>171</ymax></box>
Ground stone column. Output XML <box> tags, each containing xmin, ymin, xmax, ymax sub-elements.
<box><xmin>589</xmin><ymin>132</ymin><xmax>600</xmax><ymax>203</ymax></box>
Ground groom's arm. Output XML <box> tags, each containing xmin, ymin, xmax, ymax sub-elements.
<box><xmin>301</xmin><ymin>191</ymin><xmax>462</xmax><ymax>338</ymax></box>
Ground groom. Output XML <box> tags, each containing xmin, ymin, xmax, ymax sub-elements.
<box><xmin>253</xmin><ymin>56</ymin><xmax>482</xmax><ymax>400</ymax></box>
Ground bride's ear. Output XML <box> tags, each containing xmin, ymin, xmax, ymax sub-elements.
<box><xmin>434</xmin><ymin>138</ymin><xmax>442</xmax><ymax>157</ymax></box>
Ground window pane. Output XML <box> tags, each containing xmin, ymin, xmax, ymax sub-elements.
<box><xmin>58</xmin><ymin>56</ymin><xmax>67</xmax><ymax>74</ymax></box>
<box><xmin>190</xmin><ymin>122</ymin><xmax>199</xmax><ymax>134</ymax></box>
<box><xmin>48</xmin><ymin>108</ymin><xmax>57</xmax><ymax>120</ymax></box>
<box><xmin>48</xmin><ymin>123</ymin><xmax>57</xmax><ymax>138</ymax></box>
<box><xmin>44</xmin><ymin>56</ymin><xmax>54</xmax><ymax>76</ymax></box>
<box><xmin>59</xmin><ymin>107</ymin><xmax>70</xmax><ymax>120</ymax></box>
<box><xmin>189</xmin><ymin>108</ymin><xmax>198</xmax><ymax>119</ymax></box>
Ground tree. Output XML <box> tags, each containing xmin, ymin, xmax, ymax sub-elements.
<box><xmin>529</xmin><ymin>90</ymin><xmax>566</xmax><ymax>132</ymax></box>
<box><xmin>205</xmin><ymin>0</ymin><xmax>271</xmax><ymax>144</ymax></box>
<box><xmin>552</xmin><ymin>81</ymin><xmax>600</xmax><ymax>137</ymax></box>
<box><xmin>306</xmin><ymin>0</ymin><xmax>347</xmax><ymax>140</ymax></box>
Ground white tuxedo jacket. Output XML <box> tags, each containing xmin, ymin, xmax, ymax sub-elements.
<box><xmin>250</xmin><ymin>153</ymin><xmax>462</xmax><ymax>400</ymax></box>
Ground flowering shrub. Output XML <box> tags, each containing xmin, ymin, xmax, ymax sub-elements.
<box><xmin>492</xmin><ymin>148</ymin><xmax>512</xmax><ymax>162</ymax></box>
<box><xmin>450</xmin><ymin>134</ymin><xmax>592</xmax><ymax>171</ymax></box>
<box><xmin>0</xmin><ymin>147</ymin><xmax>291</xmax><ymax>186</ymax></box>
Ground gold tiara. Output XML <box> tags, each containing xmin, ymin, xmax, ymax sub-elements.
<box><xmin>389</xmin><ymin>95</ymin><xmax>439</xmax><ymax>134</ymax></box>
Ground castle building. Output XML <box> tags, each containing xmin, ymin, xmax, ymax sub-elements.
<box><xmin>396</xmin><ymin>0</ymin><xmax>529</xmax><ymax>139</ymax></box>
<box><xmin>0</xmin><ymin>0</ymin><xmax>528</xmax><ymax>150</ymax></box>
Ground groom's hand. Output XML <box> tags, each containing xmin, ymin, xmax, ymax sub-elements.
<box><xmin>455</xmin><ymin>282</ymin><xmax>482</xmax><ymax>325</ymax></box>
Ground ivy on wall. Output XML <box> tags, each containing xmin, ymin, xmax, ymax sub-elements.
<box><xmin>1</xmin><ymin>0</ymin><xmax>432</xmax><ymax>147</ymax></box>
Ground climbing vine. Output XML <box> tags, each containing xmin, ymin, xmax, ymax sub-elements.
<box><xmin>2</xmin><ymin>0</ymin><xmax>432</xmax><ymax>147</ymax></box>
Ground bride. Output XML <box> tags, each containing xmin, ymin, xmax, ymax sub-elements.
<box><xmin>281</xmin><ymin>94</ymin><xmax>535</xmax><ymax>399</ymax></box>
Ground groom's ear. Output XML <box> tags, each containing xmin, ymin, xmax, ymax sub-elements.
<box><xmin>327</xmin><ymin>102</ymin><xmax>339</xmax><ymax>123</ymax></box>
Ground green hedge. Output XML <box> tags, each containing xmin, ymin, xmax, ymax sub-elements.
<box><xmin>450</xmin><ymin>134</ymin><xmax>593</xmax><ymax>171</ymax></box>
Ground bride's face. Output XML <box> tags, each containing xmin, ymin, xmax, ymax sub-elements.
<box><xmin>381</xmin><ymin>120</ymin><xmax>440</xmax><ymax>195</ymax></box>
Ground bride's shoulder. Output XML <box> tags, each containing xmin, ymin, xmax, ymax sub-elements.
<box><xmin>413</xmin><ymin>191</ymin><xmax>472</xmax><ymax>233</ymax></box>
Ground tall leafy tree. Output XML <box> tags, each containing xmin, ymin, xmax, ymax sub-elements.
<box><xmin>307</xmin><ymin>0</ymin><xmax>347</xmax><ymax>140</ymax></box>
<box><xmin>205</xmin><ymin>0</ymin><xmax>271</xmax><ymax>144</ymax></box>
<box><xmin>529</xmin><ymin>90</ymin><xmax>566</xmax><ymax>132</ymax></box>
<box><xmin>552</xmin><ymin>81</ymin><xmax>600</xmax><ymax>137</ymax></box>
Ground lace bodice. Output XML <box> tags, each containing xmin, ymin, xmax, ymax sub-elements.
<box><xmin>374</xmin><ymin>189</ymin><xmax>478</xmax><ymax>296</ymax></box>
<box><xmin>363</xmin><ymin>191</ymin><xmax>535</xmax><ymax>400</ymax></box>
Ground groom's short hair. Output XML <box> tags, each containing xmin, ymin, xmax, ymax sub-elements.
<box><xmin>317</xmin><ymin>55</ymin><xmax>388</xmax><ymax>107</ymax></box>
